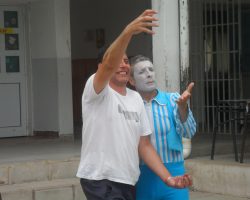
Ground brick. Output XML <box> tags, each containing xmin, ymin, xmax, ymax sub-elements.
<box><xmin>35</xmin><ymin>187</ymin><xmax>73</xmax><ymax>200</ymax></box>
<box><xmin>49</xmin><ymin>160</ymin><xmax>78</xmax><ymax>180</ymax></box>
<box><xmin>9</xmin><ymin>161</ymin><xmax>49</xmax><ymax>184</ymax></box>
<box><xmin>1</xmin><ymin>190</ymin><xmax>32</xmax><ymax>200</ymax></box>
<box><xmin>0</xmin><ymin>165</ymin><xmax>9</xmax><ymax>185</ymax></box>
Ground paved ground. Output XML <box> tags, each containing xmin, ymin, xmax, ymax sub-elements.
<box><xmin>190</xmin><ymin>191</ymin><xmax>250</xmax><ymax>200</ymax></box>
<box><xmin>190</xmin><ymin>133</ymin><xmax>250</xmax><ymax>164</ymax></box>
<box><xmin>0</xmin><ymin>136</ymin><xmax>81</xmax><ymax>164</ymax></box>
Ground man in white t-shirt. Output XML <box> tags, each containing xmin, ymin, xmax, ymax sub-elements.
<box><xmin>76</xmin><ymin>10</ymin><xmax>191</xmax><ymax>200</ymax></box>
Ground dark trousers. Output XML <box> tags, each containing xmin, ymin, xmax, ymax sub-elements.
<box><xmin>80</xmin><ymin>178</ymin><xmax>135</xmax><ymax>200</ymax></box>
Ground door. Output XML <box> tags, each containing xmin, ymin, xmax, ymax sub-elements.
<box><xmin>72</xmin><ymin>59</ymin><xmax>98</xmax><ymax>126</ymax></box>
<box><xmin>0</xmin><ymin>6</ymin><xmax>27</xmax><ymax>137</ymax></box>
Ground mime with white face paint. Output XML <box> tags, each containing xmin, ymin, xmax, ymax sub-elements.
<box><xmin>129</xmin><ymin>55</ymin><xmax>197</xmax><ymax>200</ymax></box>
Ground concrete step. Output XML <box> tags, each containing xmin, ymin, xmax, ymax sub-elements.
<box><xmin>0</xmin><ymin>178</ymin><xmax>86</xmax><ymax>200</ymax></box>
<box><xmin>185</xmin><ymin>157</ymin><xmax>250</xmax><ymax>198</ymax></box>
<box><xmin>0</xmin><ymin>157</ymin><xmax>80</xmax><ymax>186</ymax></box>
<box><xmin>0</xmin><ymin>157</ymin><xmax>86</xmax><ymax>200</ymax></box>
<box><xmin>1</xmin><ymin>150</ymin><xmax>250</xmax><ymax>199</ymax></box>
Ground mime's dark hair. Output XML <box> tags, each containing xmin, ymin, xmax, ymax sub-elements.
<box><xmin>129</xmin><ymin>55</ymin><xmax>152</xmax><ymax>77</ymax></box>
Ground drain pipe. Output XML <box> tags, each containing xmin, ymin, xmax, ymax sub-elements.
<box><xmin>179</xmin><ymin>0</ymin><xmax>192</xmax><ymax>159</ymax></box>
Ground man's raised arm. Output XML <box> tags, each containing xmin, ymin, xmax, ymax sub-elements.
<box><xmin>93</xmin><ymin>9</ymin><xmax>158</xmax><ymax>94</ymax></box>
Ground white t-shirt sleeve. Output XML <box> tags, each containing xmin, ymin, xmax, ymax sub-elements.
<box><xmin>139</xmin><ymin>97</ymin><xmax>152</xmax><ymax>136</ymax></box>
<box><xmin>83</xmin><ymin>74</ymin><xmax>109</xmax><ymax>103</ymax></box>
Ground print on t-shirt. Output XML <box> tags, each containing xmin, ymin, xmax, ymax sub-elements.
<box><xmin>118</xmin><ymin>104</ymin><xmax>139</xmax><ymax>122</ymax></box>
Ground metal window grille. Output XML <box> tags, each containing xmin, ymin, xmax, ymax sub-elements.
<box><xmin>189</xmin><ymin>0</ymin><xmax>243</xmax><ymax>135</ymax></box>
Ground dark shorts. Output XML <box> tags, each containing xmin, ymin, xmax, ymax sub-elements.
<box><xmin>80</xmin><ymin>178</ymin><xmax>135</xmax><ymax>200</ymax></box>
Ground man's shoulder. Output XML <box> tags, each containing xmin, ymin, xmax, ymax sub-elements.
<box><xmin>126</xmin><ymin>87</ymin><xmax>144</xmax><ymax>102</ymax></box>
<box><xmin>82</xmin><ymin>73</ymin><xmax>110</xmax><ymax>103</ymax></box>
<box><xmin>127</xmin><ymin>87</ymin><xmax>140</xmax><ymax>96</ymax></box>
<box><xmin>85</xmin><ymin>73</ymin><xmax>95</xmax><ymax>86</ymax></box>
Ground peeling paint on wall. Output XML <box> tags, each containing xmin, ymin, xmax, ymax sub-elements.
<box><xmin>179</xmin><ymin>0</ymin><xmax>190</xmax><ymax>92</ymax></box>
<box><xmin>152</xmin><ymin>0</ymin><xmax>180</xmax><ymax>92</ymax></box>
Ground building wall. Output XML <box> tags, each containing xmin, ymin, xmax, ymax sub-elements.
<box><xmin>30</xmin><ymin>0</ymin><xmax>73</xmax><ymax>135</ymax></box>
<box><xmin>54</xmin><ymin>0</ymin><xmax>73</xmax><ymax>135</ymax></box>
<box><xmin>28</xmin><ymin>0</ymin><xmax>154</xmax><ymax>135</ymax></box>
<box><xmin>1</xmin><ymin>0</ymin><xmax>181</xmax><ymax>136</ymax></box>
<box><xmin>30</xmin><ymin>0</ymin><xmax>59</xmax><ymax>132</ymax></box>
<box><xmin>70</xmin><ymin>0</ymin><xmax>152</xmax><ymax>60</ymax></box>
<box><xmin>152</xmin><ymin>0</ymin><xmax>180</xmax><ymax>92</ymax></box>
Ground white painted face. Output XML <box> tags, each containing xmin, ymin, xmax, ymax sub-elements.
<box><xmin>133</xmin><ymin>60</ymin><xmax>156</xmax><ymax>92</ymax></box>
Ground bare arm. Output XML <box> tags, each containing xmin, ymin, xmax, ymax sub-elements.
<box><xmin>139</xmin><ymin>136</ymin><xmax>171</xmax><ymax>184</ymax></box>
<box><xmin>139</xmin><ymin>136</ymin><xmax>192</xmax><ymax>188</ymax></box>
<box><xmin>93</xmin><ymin>9</ymin><xmax>158</xmax><ymax>94</ymax></box>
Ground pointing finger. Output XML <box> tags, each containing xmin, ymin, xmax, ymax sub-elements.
<box><xmin>186</xmin><ymin>82</ymin><xmax>194</xmax><ymax>93</ymax></box>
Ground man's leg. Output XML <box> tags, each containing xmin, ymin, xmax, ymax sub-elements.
<box><xmin>80</xmin><ymin>178</ymin><xmax>135</xmax><ymax>200</ymax></box>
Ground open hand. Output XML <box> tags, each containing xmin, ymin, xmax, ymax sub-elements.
<box><xmin>166</xmin><ymin>174</ymin><xmax>193</xmax><ymax>189</ymax></box>
<box><xmin>124</xmin><ymin>9</ymin><xmax>159</xmax><ymax>36</ymax></box>
<box><xmin>176</xmin><ymin>82</ymin><xmax>194</xmax><ymax>108</ymax></box>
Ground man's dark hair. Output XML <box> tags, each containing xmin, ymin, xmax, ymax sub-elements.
<box><xmin>97</xmin><ymin>47</ymin><xmax>106</xmax><ymax>64</ymax></box>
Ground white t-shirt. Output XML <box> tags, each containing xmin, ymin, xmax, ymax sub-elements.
<box><xmin>76</xmin><ymin>74</ymin><xmax>151</xmax><ymax>185</ymax></box>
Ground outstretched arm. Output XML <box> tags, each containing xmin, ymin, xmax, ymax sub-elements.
<box><xmin>94</xmin><ymin>9</ymin><xmax>158</xmax><ymax>94</ymax></box>
<box><xmin>139</xmin><ymin>136</ymin><xmax>192</xmax><ymax>188</ymax></box>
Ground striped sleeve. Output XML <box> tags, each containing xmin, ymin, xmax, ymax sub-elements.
<box><xmin>170</xmin><ymin>92</ymin><xmax>196</xmax><ymax>139</ymax></box>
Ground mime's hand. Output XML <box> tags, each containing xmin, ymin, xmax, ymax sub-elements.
<box><xmin>176</xmin><ymin>82</ymin><xmax>194</xmax><ymax>108</ymax></box>
<box><xmin>175</xmin><ymin>82</ymin><xmax>194</xmax><ymax>121</ymax></box>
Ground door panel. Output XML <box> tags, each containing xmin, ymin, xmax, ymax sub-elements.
<box><xmin>72</xmin><ymin>59</ymin><xmax>98</xmax><ymax>125</ymax></box>
<box><xmin>0</xmin><ymin>6</ymin><xmax>27</xmax><ymax>137</ymax></box>
<box><xmin>0</xmin><ymin>83</ymin><xmax>21</xmax><ymax>127</ymax></box>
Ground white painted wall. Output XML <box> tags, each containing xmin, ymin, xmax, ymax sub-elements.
<box><xmin>26</xmin><ymin>0</ymin><xmax>153</xmax><ymax>135</ymax></box>
<box><xmin>30</xmin><ymin>0</ymin><xmax>73</xmax><ymax>135</ymax></box>
<box><xmin>30</xmin><ymin>0</ymin><xmax>57</xmax><ymax>58</ymax></box>
<box><xmin>152</xmin><ymin>0</ymin><xmax>180</xmax><ymax>92</ymax></box>
<box><xmin>30</xmin><ymin>0</ymin><xmax>58</xmax><ymax>132</ymax></box>
<box><xmin>0</xmin><ymin>0</ymin><xmax>183</xmax><ymax>137</ymax></box>
<box><xmin>54</xmin><ymin>0</ymin><xmax>73</xmax><ymax>135</ymax></box>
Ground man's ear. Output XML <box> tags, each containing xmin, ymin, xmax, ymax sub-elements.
<box><xmin>97</xmin><ymin>63</ymin><xmax>102</xmax><ymax>69</ymax></box>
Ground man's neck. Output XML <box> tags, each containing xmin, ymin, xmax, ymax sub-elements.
<box><xmin>140</xmin><ymin>89</ymin><xmax>158</xmax><ymax>102</ymax></box>
<box><xmin>109</xmin><ymin>82</ymin><xmax>127</xmax><ymax>96</ymax></box>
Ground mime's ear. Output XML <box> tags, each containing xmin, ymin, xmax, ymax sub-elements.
<box><xmin>129</xmin><ymin>77</ymin><xmax>135</xmax><ymax>87</ymax></box>
<box><xmin>128</xmin><ymin>77</ymin><xmax>136</xmax><ymax>90</ymax></box>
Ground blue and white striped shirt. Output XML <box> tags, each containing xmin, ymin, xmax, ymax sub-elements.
<box><xmin>144</xmin><ymin>90</ymin><xmax>196</xmax><ymax>164</ymax></box>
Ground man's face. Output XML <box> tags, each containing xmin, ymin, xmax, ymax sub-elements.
<box><xmin>133</xmin><ymin>60</ymin><xmax>156</xmax><ymax>92</ymax></box>
<box><xmin>110</xmin><ymin>54</ymin><xmax>130</xmax><ymax>86</ymax></box>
